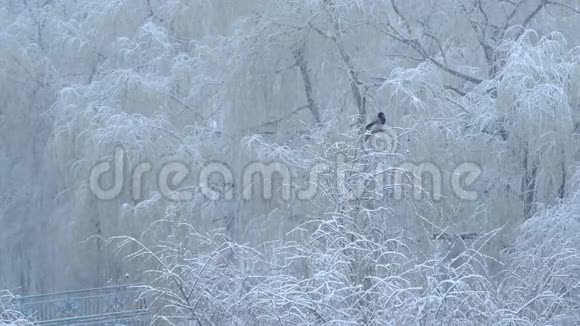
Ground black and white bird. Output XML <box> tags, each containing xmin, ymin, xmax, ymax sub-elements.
<box><xmin>365</xmin><ymin>112</ymin><xmax>386</xmax><ymax>132</ymax></box>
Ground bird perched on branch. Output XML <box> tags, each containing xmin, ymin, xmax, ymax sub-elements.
<box><xmin>366</xmin><ymin>112</ymin><xmax>386</xmax><ymax>132</ymax></box>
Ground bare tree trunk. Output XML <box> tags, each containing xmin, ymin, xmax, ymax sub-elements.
<box><xmin>293</xmin><ymin>45</ymin><xmax>321</xmax><ymax>124</ymax></box>
<box><xmin>522</xmin><ymin>146</ymin><xmax>538</xmax><ymax>220</ymax></box>
<box><xmin>558</xmin><ymin>149</ymin><xmax>567</xmax><ymax>200</ymax></box>
<box><xmin>323</xmin><ymin>3</ymin><xmax>367</xmax><ymax>126</ymax></box>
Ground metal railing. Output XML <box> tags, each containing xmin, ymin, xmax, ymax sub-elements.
<box><xmin>15</xmin><ymin>284</ymin><xmax>151</xmax><ymax>325</ymax></box>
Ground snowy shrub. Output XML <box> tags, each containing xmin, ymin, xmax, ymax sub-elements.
<box><xmin>0</xmin><ymin>291</ymin><xmax>32</xmax><ymax>326</ymax></box>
